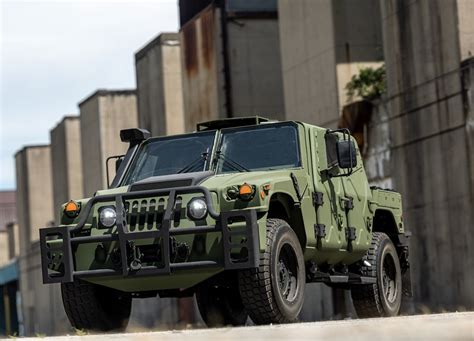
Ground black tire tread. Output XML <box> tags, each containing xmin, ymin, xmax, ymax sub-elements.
<box><xmin>351</xmin><ymin>232</ymin><xmax>389</xmax><ymax>318</ymax></box>
<box><xmin>238</xmin><ymin>218</ymin><xmax>296</xmax><ymax>325</ymax></box>
<box><xmin>61</xmin><ymin>280</ymin><xmax>131</xmax><ymax>332</ymax></box>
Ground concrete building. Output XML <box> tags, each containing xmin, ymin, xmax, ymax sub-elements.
<box><xmin>14</xmin><ymin>145</ymin><xmax>68</xmax><ymax>335</ymax></box>
<box><xmin>179</xmin><ymin>0</ymin><xmax>285</xmax><ymax>132</ymax></box>
<box><xmin>135</xmin><ymin>33</ymin><xmax>185</xmax><ymax>136</ymax></box>
<box><xmin>278</xmin><ymin>0</ymin><xmax>383</xmax><ymax>128</ymax></box>
<box><xmin>79</xmin><ymin>90</ymin><xmax>138</xmax><ymax>197</ymax></box>
<box><xmin>6</xmin><ymin>223</ymin><xmax>19</xmax><ymax>260</ymax></box>
<box><xmin>0</xmin><ymin>191</ymin><xmax>16</xmax><ymax>232</ymax></box>
<box><xmin>50</xmin><ymin>116</ymin><xmax>83</xmax><ymax>224</ymax></box>
<box><xmin>375</xmin><ymin>0</ymin><xmax>474</xmax><ymax>311</ymax></box>
<box><xmin>15</xmin><ymin>146</ymin><xmax>54</xmax><ymax>255</ymax></box>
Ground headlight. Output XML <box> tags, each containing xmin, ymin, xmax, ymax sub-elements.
<box><xmin>187</xmin><ymin>198</ymin><xmax>208</xmax><ymax>220</ymax></box>
<box><xmin>99</xmin><ymin>207</ymin><xmax>117</xmax><ymax>228</ymax></box>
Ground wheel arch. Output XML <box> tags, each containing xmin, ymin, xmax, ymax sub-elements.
<box><xmin>267</xmin><ymin>192</ymin><xmax>307</xmax><ymax>248</ymax></box>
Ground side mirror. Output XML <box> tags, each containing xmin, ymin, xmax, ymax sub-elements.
<box><xmin>336</xmin><ymin>140</ymin><xmax>357</xmax><ymax>169</ymax></box>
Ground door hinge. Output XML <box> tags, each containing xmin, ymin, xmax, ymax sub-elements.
<box><xmin>345</xmin><ymin>227</ymin><xmax>356</xmax><ymax>241</ymax></box>
<box><xmin>342</xmin><ymin>197</ymin><xmax>354</xmax><ymax>210</ymax></box>
<box><xmin>312</xmin><ymin>191</ymin><xmax>324</xmax><ymax>207</ymax></box>
<box><xmin>314</xmin><ymin>224</ymin><xmax>326</xmax><ymax>238</ymax></box>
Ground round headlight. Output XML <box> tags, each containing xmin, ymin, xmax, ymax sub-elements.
<box><xmin>187</xmin><ymin>198</ymin><xmax>208</xmax><ymax>220</ymax></box>
<box><xmin>99</xmin><ymin>207</ymin><xmax>117</xmax><ymax>228</ymax></box>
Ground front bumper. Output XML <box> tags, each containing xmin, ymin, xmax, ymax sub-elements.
<box><xmin>39</xmin><ymin>186</ymin><xmax>259</xmax><ymax>284</ymax></box>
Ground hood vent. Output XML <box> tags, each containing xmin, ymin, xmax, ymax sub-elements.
<box><xmin>129</xmin><ymin>171</ymin><xmax>213</xmax><ymax>192</ymax></box>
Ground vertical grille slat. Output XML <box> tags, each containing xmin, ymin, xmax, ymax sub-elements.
<box><xmin>124</xmin><ymin>197</ymin><xmax>166</xmax><ymax>232</ymax></box>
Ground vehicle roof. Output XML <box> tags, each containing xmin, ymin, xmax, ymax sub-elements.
<box><xmin>196</xmin><ymin>116</ymin><xmax>326</xmax><ymax>132</ymax></box>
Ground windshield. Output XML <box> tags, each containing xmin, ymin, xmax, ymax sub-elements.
<box><xmin>216</xmin><ymin>123</ymin><xmax>301</xmax><ymax>173</ymax></box>
<box><xmin>122</xmin><ymin>131</ymin><xmax>216</xmax><ymax>185</ymax></box>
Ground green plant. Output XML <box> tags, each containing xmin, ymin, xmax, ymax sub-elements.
<box><xmin>346</xmin><ymin>65</ymin><xmax>386</xmax><ymax>102</ymax></box>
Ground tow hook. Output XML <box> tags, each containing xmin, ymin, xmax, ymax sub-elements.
<box><xmin>129</xmin><ymin>242</ymin><xmax>142</xmax><ymax>271</ymax></box>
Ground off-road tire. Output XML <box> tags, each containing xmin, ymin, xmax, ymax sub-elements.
<box><xmin>351</xmin><ymin>232</ymin><xmax>402</xmax><ymax>317</ymax></box>
<box><xmin>196</xmin><ymin>283</ymin><xmax>248</xmax><ymax>327</ymax></box>
<box><xmin>238</xmin><ymin>218</ymin><xmax>305</xmax><ymax>325</ymax></box>
<box><xmin>61</xmin><ymin>280</ymin><xmax>132</xmax><ymax>332</ymax></box>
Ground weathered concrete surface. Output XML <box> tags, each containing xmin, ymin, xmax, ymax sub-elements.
<box><xmin>6</xmin><ymin>222</ymin><xmax>19</xmax><ymax>260</ymax></box>
<box><xmin>380</xmin><ymin>0</ymin><xmax>474</xmax><ymax>311</ymax></box>
<box><xmin>50</xmin><ymin>116</ymin><xmax>83</xmax><ymax>224</ymax></box>
<box><xmin>15</xmin><ymin>146</ymin><xmax>54</xmax><ymax>255</ymax></box>
<box><xmin>0</xmin><ymin>231</ymin><xmax>8</xmax><ymax>265</ymax></box>
<box><xmin>180</xmin><ymin>4</ymin><xmax>284</xmax><ymax>132</ymax></box>
<box><xmin>278</xmin><ymin>0</ymin><xmax>383</xmax><ymax>127</ymax></box>
<box><xmin>17</xmin><ymin>313</ymin><xmax>474</xmax><ymax>340</ymax></box>
<box><xmin>14</xmin><ymin>145</ymin><xmax>67</xmax><ymax>335</ymax></box>
<box><xmin>135</xmin><ymin>33</ymin><xmax>185</xmax><ymax>137</ymax></box>
<box><xmin>79</xmin><ymin>90</ymin><xmax>138</xmax><ymax>197</ymax></box>
<box><xmin>19</xmin><ymin>242</ymin><xmax>69</xmax><ymax>336</ymax></box>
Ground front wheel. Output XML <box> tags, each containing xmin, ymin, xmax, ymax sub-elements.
<box><xmin>196</xmin><ymin>282</ymin><xmax>248</xmax><ymax>327</ymax></box>
<box><xmin>61</xmin><ymin>280</ymin><xmax>132</xmax><ymax>332</ymax></box>
<box><xmin>351</xmin><ymin>232</ymin><xmax>402</xmax><ymax>317</ymax></box>
<box><xmin>239</xmin><ymin>218</ymin><xmax>305</xmax><ymax>325</ymax></box>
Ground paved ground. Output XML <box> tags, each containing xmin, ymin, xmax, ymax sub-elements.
<box><xmin>17</xmin><ymin>312</ymin><xmax>473</xmax><ymax>340</ymax></box>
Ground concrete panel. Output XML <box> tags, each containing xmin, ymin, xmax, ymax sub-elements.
<box><xmin>6</xmin><ymin>222</ymin><xmax>19</xmax><ymax>260</ymax></box>
<box><xmin>135</xmin><ymin>33</ymin><xmax>185</xmax><ymax>137</ymax></box>
<box><xmin>0</xmin><ymin>231</ymin><xmax>8</xmax><ymax>265</ymax></box>
<box><xmin>19</xmin><ymin>242</ymin><xmax>69</xmax><ymax>336</ymax></box>
<box><xmin>79</xmin><ymin>90</ymin><xmax>138</xmax><ymax>197</ymax></box>
<box><xmin>227</xmin><ymin>19</ymin><xmax>285</xmax><ymax>119</ymax></box>
<box><xmin>378</xmin><ymin>0</ymin><xmax>474</xmax><ymax>311</ymax></box>
<box><xmin>279</xmin><ymin>0</ymin><xmax>383</xmax><ymax>126</ymax></box>
<box><xmin>181</xmin><ymin>6</ymin><xmax>225</xmax><ymax>132</ymax></box>
<box><xmin>180</xmin><ymin>5</ymin><xmax>284</xmax><ymax>131</ymax></box>
<box><xmin>50</xmin><ymin>116</ymin><xmax>83</xmax><ymax>223</ymax></box>
<box><xmin>15</xmin><ymin>146</ymin><xmax>54</xmax><ymax>256</ymax></box>
<box><xmin>0</xmin><ymin>191</ymin><xmax>16</xmax><ymax>231</ymax></box>
<box><xmin>457</xmin><ymin>0</ymin><xmax>474</xmax><ymax>59</ymax></box>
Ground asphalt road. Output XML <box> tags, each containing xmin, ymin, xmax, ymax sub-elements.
<box><xmin>17</xmin><ymin>312</ymin><xmax>473</xmax><ymax>340</ymax></box>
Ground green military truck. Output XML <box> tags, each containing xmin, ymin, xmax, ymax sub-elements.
<box><xmin>40</xmin><ymin>117</ymin><xmax>410</xmax><ymax>331</ymax></box>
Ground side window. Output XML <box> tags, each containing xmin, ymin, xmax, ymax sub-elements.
<box><xmin>325</xmin><ymin>133</ymin><xmax>338</xmax><ymax>168</ymax></box>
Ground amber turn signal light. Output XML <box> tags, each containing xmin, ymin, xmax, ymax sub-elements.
<box><xmin>239</xmin><ymin>183</ymin><xmax>255</xmax><ymax>201</ymax></box>
<box><xmin>64</xmin><ymin>200</ymin><xmax>80</xmax><ymax>218</ymax></box>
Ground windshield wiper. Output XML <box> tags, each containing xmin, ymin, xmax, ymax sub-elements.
<box><xmin>215</xmin><ymin>151</ymin><xmax>250</xmax><ymax>172</ymax></box>
<box><xmin>177</xmin><ymin>149</ymin><xmax>209</xmax><ymax>174</ymax></box>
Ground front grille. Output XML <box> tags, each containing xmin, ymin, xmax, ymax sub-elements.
<box><xmin>125</xmin><ymin>198</ymin><xmax>167</xmax><ymax>232</ymax></box>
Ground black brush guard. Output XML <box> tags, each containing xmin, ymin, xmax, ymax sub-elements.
<box><xmin>39</xmin><ymin>186</ymin><xmax>260</xmax><ymax>284</ymax></box>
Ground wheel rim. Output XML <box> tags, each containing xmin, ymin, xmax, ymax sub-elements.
<box><xmin>277</xmin><ymin>243</ymin><xmax>299</xmax><ymax>303</ymax></box>
<box><xmin>382</xmin><ymin>252</ymin><xmax>398</xmax><ymax>304</ymax></box>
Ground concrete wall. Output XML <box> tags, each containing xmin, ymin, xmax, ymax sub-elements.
<box><xmin>180</xmin><ymin>5</ymin><xmax>284</xmax><ymax>132</ymax></box>
<box><xmin>15</xmin><ymin>146</ymin><xmax>54</xmax><ymax>256</ymax></box>
<box><xmin>0</xmin><ymin>232</ymin><xmax>8</xmax><ymax>265</ymax></box>
<box><xmin>14</xmin><ymin>145</ymin><xmax>65</xmax><ymax>335</ymax></box>
<box><xmin>136</xmin><ymin>33</ymin><xmax>185</xmax><ymax>137</ymax></box>
<box><xmin>79</xmin><ymin>90</ymin><xmax>138</xmax><ymax>197</ymax></box>
<box><xmin>278</xmin><ymin>0</ymin><xmax>383</xmax><ymax>128</ymax></box>
<box><xmin>0</xmin><ymin>191</ymin><xmax>16</xmax><ymax>232</ymax></box>
<box><xmin>6</xmin><ymin>223</ymin><xmax>19</xmax><ymax>260</ymax></box>
<box><xmin>378</xmin><ymin>0</ymin><xmax>474</xmax><ymax>310</ymax></box>
<box><xmin>50</xmin><ymin>116</ymin><xmax>83</xmax><ymax>223</ymax></box>
<box><xmin>18</xmin><ymin>242</ymin><xmax>69</xmax><ymax>336</ymax></box>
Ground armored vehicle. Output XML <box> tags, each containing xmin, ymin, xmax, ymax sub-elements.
<box><xmin>40</xmin><ymin>117</ymin><xmax>410</xmax><ymax>331</ymax></box>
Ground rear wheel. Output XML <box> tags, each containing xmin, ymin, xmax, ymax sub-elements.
<box><xmin>61</xmin><ymin>280</ymin><xmax>131</xmax><ymax>332</ymax></box>
<box><xmin>196</xmin><ymin>282</ymin><xmax>248</xmax><ymax>327</ymax></box>
<box><xmin>239</xmin><ymin>218</ymin><xmax>305</xmax><ymax>325</ymax></box>
<box><xmin>351</xmin><ymin>232</ymin><xmax>402</xmax><ymax>317</ymax></box>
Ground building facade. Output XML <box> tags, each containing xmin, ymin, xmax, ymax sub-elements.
<box><xmin>136</xmin><ymin>33</ymin><xmax>185</xmax><ymax>137</ymax></box>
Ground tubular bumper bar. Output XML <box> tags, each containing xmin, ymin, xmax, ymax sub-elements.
<box><xmin>39</xmin><ymin>186</ymin><xmax>260</xmax><ymax>284</ymax></box>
